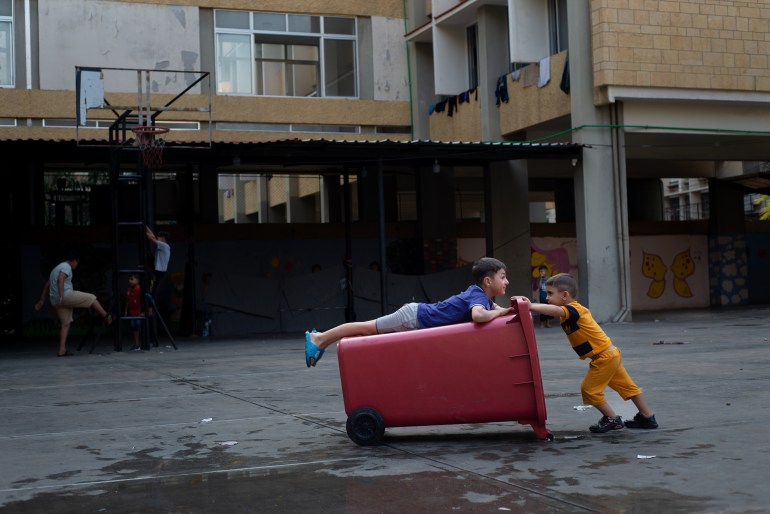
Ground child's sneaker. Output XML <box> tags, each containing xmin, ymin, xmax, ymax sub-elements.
<box><xmin>624</xmin><ymin>412</ymin><xmax>658</xmax><ymax>429</ymax></box>
<box><xmin>589</xmin><ymin>415</ymin><xmax>624</xmax><ymax>433</ymax></box>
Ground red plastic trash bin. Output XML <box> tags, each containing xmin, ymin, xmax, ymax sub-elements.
<box><xmin>338</xmin><ymin>298</ymin><xmax>551</xmax><ymax>445</ymax></box>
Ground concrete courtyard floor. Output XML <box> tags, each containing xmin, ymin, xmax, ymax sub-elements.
<box><xmin>1</xmin><ymin>305</ymin><xmax>768</xmax><ymax>513</ymax></box>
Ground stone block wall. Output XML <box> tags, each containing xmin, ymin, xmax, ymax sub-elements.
<box><xmin>591</xmin><ymin>0</ymin><xmax>770</xmax><ymax>101</ymax></box>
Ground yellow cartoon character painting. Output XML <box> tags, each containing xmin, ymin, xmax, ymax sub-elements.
<box><xmin>641</xmin><ymin>252</ymin><xmax>667</xmax><ymax>298</ymax></box>
<box><xmin>671</xmin><ymin>249</ymin><xmax>695</xmax><ymax>298</ymax></box>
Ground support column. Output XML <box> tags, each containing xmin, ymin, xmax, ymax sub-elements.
<box><xmin>479</xmin><ymin>6</ymin><xmax>530</xmax><ymax>307</ymax></box>
<box><xmin>477</xmin><ymin>5</ymin><xmax>508</xmax><ymax>141</ymax></box>
<box><xmin>417</xmin><ymin>164</ymin><xmax>457</xmax><ymax>273</ymax></box>
<box><xmin>708</xmin><ymin>178</ymin><xmax>748</xmax><ymax>306</ymax></box>
<box><xmin>568</xmin><ymin>0</ymin><xmax>627</xmax><ymax>322</ymax></box>
<box><xmin>488</xmin><ymin>160</ymin><xmax>531</xmax><ymax>308</ymax></box>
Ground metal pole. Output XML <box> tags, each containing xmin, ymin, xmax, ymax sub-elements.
<box><xmin>343</xmin><ymin>169</ymin><xmax>355</xmax><ymax>322</ymax></box>
<box><xmin>377</xmin><ymin>159</ymin><xmax>387</xmax><ymax>315</ymax></box>
<box><xmin>110</xmin><ymin>148</ymin><xmax>121</xmax><ymax>350</ymax></box>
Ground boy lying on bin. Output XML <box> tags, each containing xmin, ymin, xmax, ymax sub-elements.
<box><xmin>305</xmin><ymin>257</ymin><xmax>513</xmax><ymax>368</ymax></box>
<box><xmin>517</xmin><ymin>273</ymin><xmax>659</xmax><ymax>433</ymax></box>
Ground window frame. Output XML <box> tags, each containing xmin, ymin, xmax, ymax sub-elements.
<box><xmin>0</xmin><ymin>0</ymin><xmax>14</xmax><ymax>88</ymax></box>
<box><xmin>548</xmin><ymin>0</ymin><xmax>568</xmax><ymax>55</ymax></box>
<box><xmin>214</xmin><ymin>10</ymin><xmax>358</xmax><ymax>99</ymax></box>
<box><xmin>466</xmin><ymin>24</ymin><xmax>479</xmax><ymax>91</ymax></box>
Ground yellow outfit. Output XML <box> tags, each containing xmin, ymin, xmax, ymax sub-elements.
<box><xmin>558</xmin><ymin>302</ymin><xmax>642</xmax><ymax>406</ymax></box>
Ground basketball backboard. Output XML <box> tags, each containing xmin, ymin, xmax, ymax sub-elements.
<box><xmin>75</xmin><ymin>66</ymin><xmax>212</xmax><ymax>149</ymax></box>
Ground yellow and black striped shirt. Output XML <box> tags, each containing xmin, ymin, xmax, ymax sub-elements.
<box><xmin>558</xmin><ymin>301</ymin><xmax>613</xmax><ymax>360</ymax></box>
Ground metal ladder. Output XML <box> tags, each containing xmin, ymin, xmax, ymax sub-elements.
<box><xmin>109</xmin><ymin>147</ymin><xmax>176</xmax><ymax>351</ymax></box>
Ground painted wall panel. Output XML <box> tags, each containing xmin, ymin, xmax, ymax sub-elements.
<box><xmin>630</xmin><ymin>235</ymin><xmax>710</xmax><ymax>310</ymax></box>
<box><xmin>372</xmin><ymin>17</ymin><xmax>409</xmax><ymax>101</ymax></box>
<box><xmin>39</xmin><ymin>0</ymin><xmax>200</xmax><ymax>92</ymax></box>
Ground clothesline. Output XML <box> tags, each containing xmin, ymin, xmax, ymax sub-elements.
<box><xmin>429</xmin><ymin>53</ymin><xmax>570</xmax><ymax>116</ymax></box>
<box><xmin>428</xmin><ymin>86</ymin><xmax>479</xmax><ymax>116</ymax></box>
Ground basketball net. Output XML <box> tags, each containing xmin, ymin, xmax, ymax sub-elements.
<box><xmin>132</xmin><ymin>126</ymin><xmax>169</xmax><ymax>168</ymax></box>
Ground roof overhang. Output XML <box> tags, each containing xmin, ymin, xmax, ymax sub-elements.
<box><xmin>2</xmin><ymin>137</ymin><xmax>584</xmax><ymax>170</ymax></box>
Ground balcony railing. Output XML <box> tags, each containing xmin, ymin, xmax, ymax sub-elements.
<box><xmin>664</xmin><ymin>203</ymin><xmax>709</xmax><ymax>221</ymax></box>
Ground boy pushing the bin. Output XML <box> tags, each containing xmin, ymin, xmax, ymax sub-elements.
<box><xmin>517</xmin><ymin>273</ymin><xmax>659</xmax><ymax>433</ymax></box>
<box><xmin>305</xmin><ymin>257</ymin><xmax>514</xmax><ymax>367</ymax></box>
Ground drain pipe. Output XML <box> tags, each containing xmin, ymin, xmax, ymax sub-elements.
<box><xmin>610</xmin><ymin>103</ymin><xmax>631</xmax><ymax>323</ymax></box>
<box><xmin>24</xmin><ymin>0</ymin><xmax>32</xmax><ymax>90</ymax></box>
<box><xmin>402</xmin><ymin>0</ymin><xmax>415</xmax><ymax>139</ymax></box>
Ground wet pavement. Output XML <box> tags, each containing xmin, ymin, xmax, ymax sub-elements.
<box><xmin>1</xmin><ymin>305</ymin><xmax>769</xmax><ymax>513</ymax></box>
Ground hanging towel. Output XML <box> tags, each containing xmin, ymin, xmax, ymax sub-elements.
<box><xmin>510</xmin><ymin>69</ymin><xmax>521</xmax><ymax>82</ymax></box>
<box><xmin>521</xmin><ymin>64</ymin><xmax>538</xmax><ymax>87</ymax></box>
<box><xmin>537</xmin><ymin>56</ymin><xmax>551</xmax><ymax>88</ymax></box>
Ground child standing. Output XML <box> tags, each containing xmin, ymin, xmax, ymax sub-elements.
<box><xmin>533</xmin><ymin>265</ymin><xmax>552</xmax><ymax>328</ymax></box>
<box><xmin>125</xmin><ymin>273</ymin><xmax>143</xmax><ymax>350</ymax></box>
<box><xmin>519</xmin><ymin>273</ymin><xmax>659</xmax><ymax>433</ymax></box>
<box><xmin>305</xmin><ymin>257</ymin><xmax>514</xmax><ymax>367</ymax></box>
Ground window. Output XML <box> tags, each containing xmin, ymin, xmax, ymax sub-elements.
<box><xmin>215</xmin><ymin>10</ymin><xmax>357</xmax><ymax>98</ymax></box>
<box><xmin>43</xmin><ymin>170</ymin><xmax>109</xmax><ymax>227</ymax></box>
<box><xmin>0</xmin><ymin>0</ymin><xmax>13</xmax><ymax>87</ymax></box>
<box><xmin>466</xmin><ymin>25</ymin><xmax>479</xmax><ymax>90</ymax></box>
<box><xmin>548</xmin><ymin>0</ymin><xmax>568</xmax><ymax>55</ymax></box>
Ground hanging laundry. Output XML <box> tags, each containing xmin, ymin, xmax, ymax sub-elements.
<box><xmin>428</xmin><ymin>103</ymin><xmax>436</xmax><ymax>115</ymax></box>
<box><xmin>447</xmin><ymin>96</ymin><xmax>458</xmax><ymax>116</ymax></box>
<box><xmin>434</xmin><ymin>99</ymin><xmax>447</xmax><ymax>113</ymax></box>
<box><xmin>521</xmin><ymin>64</ymin><xmax>538</xmax><ymax>87</ymax></box>
<box><xmin>495</xmin><ymin>75</ymin><xmax>509</xmax><ymax>106</ymax></box>
<box><xmin>510</xmin><ymin>69</ymin><xmax>521</xmax><ymax>82</ymax></box>
<box><xmin>537</xmin><ymin>56</ymin><xmax>551</xmax><ymax>88</ymax></box>
<box><xmin>560</xmin><ymin>53</ymin><xmax>570</xmax><ymax>94</ymax></box>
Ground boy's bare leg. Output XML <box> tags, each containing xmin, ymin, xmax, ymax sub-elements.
<box><xmin>630</xmin><ymin>393</ymin><xmax>654</xmax><ymax>418</ymax></box>
<box><xmin>594</xmin><ymin>402</ymin><xmax>618</xmax><ymax>419</ymax></box>
<box><xmin>309</xmin><ymin>321</ymin><xmax>378</xmax><ymax>350</ymax></box>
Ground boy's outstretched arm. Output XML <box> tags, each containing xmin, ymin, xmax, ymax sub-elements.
<box><xmin>514</xmin><ymin>296</ymin><xmax>564</xmax><ymax>319</ymax></box>
<box><xmin>145</xmin><ymin>225</ymin><xmax>158</xmax><ymax>245</ymax></box>
<box><xmin>471</xmin><ymin>304</ymin><xmax>514</xmax><ymax>323</ymax></box>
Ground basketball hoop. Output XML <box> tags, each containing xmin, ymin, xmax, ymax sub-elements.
<box><xmin>132</xmin><ymin>126</ymin><xmax>170</xmax><ymax>168</ymax></box>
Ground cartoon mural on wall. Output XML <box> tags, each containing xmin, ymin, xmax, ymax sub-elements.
<box><xmin>631</xmin><ymin>236</ymin><xmax>709</xmax><ymax>310</ymax></box>
<box><xmin>641</xmin><ymin>249</ymin><xmax>695</xmax><ymax>298</ymax></box>
<box><xmin>671</xmin><ymin>249</ymin><xmax>695</xmax><ymax>297</ymax></box>
<box><xmin>530</xmin><ymin>238</ymin><xmax>578</xmax><ymax>282</ymax></box>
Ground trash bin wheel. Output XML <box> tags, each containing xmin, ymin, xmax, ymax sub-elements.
<box><xmin>346</xmin><ymin>407</ymin><xmax>385</xmax><ymax>446</ymax></box>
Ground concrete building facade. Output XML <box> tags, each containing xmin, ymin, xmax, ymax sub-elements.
<box><xmin>1</xmin><ymin>0</ymin><xmax>769</xmax><ymax>340</ymax></box>
<box><xmin>405</xmin><ymin>0</ymin><xmax>770</xmax><ymax>321</ymax></box>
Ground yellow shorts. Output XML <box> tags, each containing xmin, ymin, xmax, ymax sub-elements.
<box><xmin>580</xmin><ymin>346</ymin><xmax>642</xmax><ymax>405</ymax></box>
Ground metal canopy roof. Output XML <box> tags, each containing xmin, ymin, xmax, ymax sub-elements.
<box><xmin>2</xmin><ymin>137</ymin><xmax>583</xmax><ymax>169</ymax></box>
<box><xmin>209</xmin><ymin>139</ymin><xmax>584</xmax><ymax>168</ymax></box>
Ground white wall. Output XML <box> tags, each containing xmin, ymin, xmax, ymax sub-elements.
<box><xmin>39</xmin><ymin>0</ymin><xmax>200</xmax><ymax>92</ymax></box>
<box><xmin>371</xmin><ymin>17</ymin><xmax>409</xmax><ymax>101</ymax></box>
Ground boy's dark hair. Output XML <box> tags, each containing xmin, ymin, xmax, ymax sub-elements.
<box><xmin>538</xmin><ymin>265</ymin><xmax>548</xmax><ymax>272</ymax></box>
<box><xmin>128</xmin><ymin>273</ymin><xmax>139</xmax><ymax>280</ymax></box>
<box><xmin>65</xmin><ymin>250</ymin><xmax>80</xmax><ymax>262</ymax></box>
<box><xmin>472</xmin><ymin>257</ymin><xmax>506</xmax><ymax>285</ymax></box>
<box><xmin>546</xmin><ymin>273</ymin><xmax>578</xmax><ymax>298</ymax></box>
<box><xmin>158</xmin><ymin>231</ymin><xmax>170</xmax><ymax>240</ymax></box>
